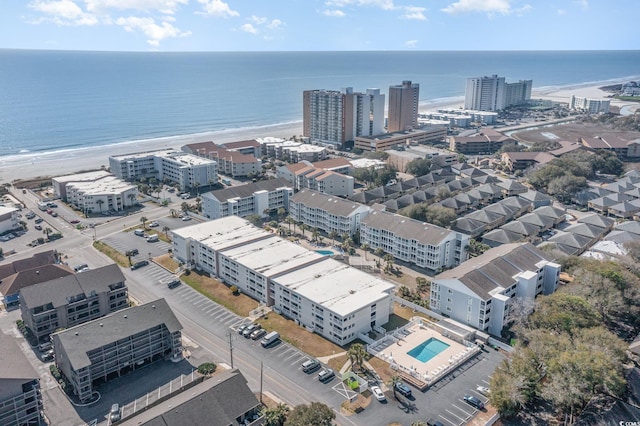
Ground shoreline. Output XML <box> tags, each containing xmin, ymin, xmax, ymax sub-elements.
<box><xmin>3</xmin><ymin>76</ymin><xmax>639</xmax><ymax>184</ymax></box>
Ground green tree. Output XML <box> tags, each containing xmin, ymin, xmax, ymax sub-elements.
<box><xmin>383</xmin><ymin>254</ymin><xmax>394</xmax><ymax>273</ymax></box>
<box><xmin>127</xmin><ymin>193</ymin><xmax>137</xmax><ymax>207</ymax></box>
<box><xmin>415</xmin><ymin>276</ymin><xmax>429</xmax><ymax>293</ymax></box>
<box><xmin>388</xmin><ymin>375</ymin><xmax>402</xmax><ymax>400</ymax></box>
<box><xmin>277</xmin><ymin>207</ymin><xmax>286</xmax><ymax>219</ymax></box>
<box><xmin>405</xmin><ymin>158</ymin><xmax>432</xmax><ymax>177</ymax></box>
<box><xmin>347</xmin><ymin>343</ymin><xmax>367</xmax><ymax>373</ymax></box>
<box><xmin>529</xmin><ymin>293</ymin><xmax>600</xmax><ymax>336</ymax></box>
<box><xmin>263</xmin><ymin>403</ymin><xmax>289</xmax><ymax>426</ymax></box>
<box><xmin>246</xmin><ymin>214</ymin><xmax>263</xmax><ymax>227</ymax></box>
<box><xmin>43</xmin><ymin>227</ymin><xmax>52</xmax><ymax>238</ymax></box>
<box><xmin>329</xmin><ymin>230</ymin><xmax>338</xmax><ymax>246</ymax></box>
<box><xmin>468</xmin><ymin>239</ymin><xmax>490</xmax><ymax>257</ymax></box>
<box><xmin>360</xmin><ymin>243</ymin><xmax>369</xmax><ymax>260</ymax></box>
<box><xmin>284</xmin><ymin>402</ymin><xmax>335</xmax><ymax>426</ymax></box>
<box><xmin>181</xmin><ymin>202</ymin><xmax>190</xmax><ymax>213</ymax></box>
<box><xmin>96</xmin><ymin>199</ymin><xmax>104</xmax><ymax>213</ymax></box>
<box><xmin>196</xmin><ymin>362</ymin><xmax>217</xmax><ymax>376</ymax></box>
<box><xmin>140</xmin><ymin>216</ymin><xmax>148</xmax><ymax>230</ymax></box>
<box><xmin>311</xmin><ymin>227</ymin><xmax>319</xmax><ymax>242</ymax></box>
<box><xmin>162</xmin><ymin>226</ymin><xmax>170</xmax><ymax>240</ymax></box>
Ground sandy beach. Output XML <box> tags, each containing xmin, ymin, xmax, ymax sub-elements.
<box><xmin>2</xmin><ymin>77</ymin><xmax>638</xmax><ymax>184</ymax></box>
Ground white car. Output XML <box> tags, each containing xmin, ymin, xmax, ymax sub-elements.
<box><xmin>370</xmin><ymin>385</ymin><xmax>386</xmax><ymax>402</ymax></box>
<box><xmin>181</xmin><ymin>216</ymin><xmax>191</xmax><ymax>221</ymax></box>
<box><xmin>149</xmin><ymin>221</ymin><xmax>159</xmax><ymax>227</ymax></box>
<box><xmin>476</xmin><ymin>386</ymin><xmax>490</xmax><ymax>396</ymax></box>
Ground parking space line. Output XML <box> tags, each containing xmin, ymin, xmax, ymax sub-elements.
<box><xmin>445</xmin><ymin>409</ymin><xmax>467</xmax><ymax>423</ymax></box>
<box><xmin>202</xmin><ymin>306</ymin><xmax>217</xmax><ymax>314</ymax></box>
<box><xmin>452</xmin><ymin>401</ymin><xmax>475</xmax><ymax>417</ymax></box>
<box><xmin>215</xmin><ymin>312</ymin><xmax>233</xmax><ymax>321</ymax></box>
<box><xmin>438</xmin><ymin>414</ymin><xmax>459</xmax><ymax>426</ymax></box>
<box><xmin>284</xmin><ymin>352</ymin><xmax>301</xmax><ymax>362</ymax></box>
<box><xmin>290</xmin><ymin>355</ymin><xmax>307</xmax><ymax>365</ymax></box>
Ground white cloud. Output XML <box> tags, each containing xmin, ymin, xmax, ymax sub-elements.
<box><xmin>197</xmin><ymin>0</ymin><xmax>239</xmax><ymax>18</ymax></box>
<box><xmin>325</xmin><ymin>0</ymin><xmax>395</xmax><ymax>11</ymax></box>
<box><xmin>249</xmin><ymin>16</ymin><xmax>267</xmax><ymax>24</ymax></box>
<box><xmin>557</xmin><ymin>9</ymin><xmax>566</xmax><ymax>15</ymax></box>
<box><xmin>574</xmin><ymin>0</ymin><xmax>588</xmax><ymax>10</ymax></box>
<box><xmin>323</xmin><ymin>9</ymin><xmax>346</xmax><ymax>17</ymax></box>
<box><xmin>84</xmin><ymin>0</ymin><xmax>187</xmax><ymax>15</ymax></box>
<box><xmin>240</xmin><ymin>23</ymin><xmax>258</xmax><ymax>34</ymax></box>
<box><xmin>441</xmin><ymin>0</ymin><xmax>511</xmax><ymax>15</ymax></box>
<box><xmin>267</xmin><ymin>19</ymin><xmax>284</xmax><ymax>29</ymax></box>
<box><xmin>116</xmin><ymin>15</ymin><xmax>191</xmax><ymax>46</ymax></box>
<box><xmin>514</xmin><ymin>4</ymin><xmax>532</xmax><ymax>16</ymax></box>
<box><xmin>405</xmin><ymin>39</ymin><xmax>418</xmax><ymax>48</ymax></box>
<box><xmin>28</xmin><ymin>0</ymin><xmax>98</xmax><ymax>25</ymax></box>
<box><xmin>401</xmin><ymin>6</ymin><xmax>426</xmax><ymax>20</ymax></box>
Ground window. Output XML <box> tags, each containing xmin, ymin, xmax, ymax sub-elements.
<box><xmin>446</xmin><ymin>306</ymin><xmax>452</xmax><ymax>312</ymax></box>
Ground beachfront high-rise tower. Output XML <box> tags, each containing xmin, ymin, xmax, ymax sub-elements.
<box><xmin>387</xmin><ymin>80</ymin><xmax>420</xmax><ymax>132</ymax></box>
<box><xmin>303</xmin><ymin>87</ymin><xmax>385</xmax><ymax>147</ymax></box>
<box><xmin>505</xmin><ymin>80</ymin><xmax>533</xmax><ymax>107</ymax></box>
<box><xmin>465</xmin><ymin>75</ymin><xmax>506</xmax><ymax>111</ymax></box>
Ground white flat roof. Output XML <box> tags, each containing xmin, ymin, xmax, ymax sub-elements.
<box><xmin>0</xmin><ymin>206</ymin><xmax>18</xmax><ymax>215</ymax></box>
<box><xmin>110</xmin><ymin>149</ymin><xmax>176</xmax><ymax>160</ymax></box>
<box><xmin>273</xmin><ymin>258</ymin><xmax>395</xmax><ymax>316</ymax></box>
<box><xmin>53</xmin><ymin>170</ymin><xmax>112</xmax><ymax>184</ymax></box>
<box><xmin>68</xmin><ymin>176</ymin><xmax>137</xmax><ymax>195</ymax></box>
<box><xmin>350</xmin><ymin>158</ymin><xmax>386</xmax><ymax>169</ymax></box>
<box><xmin>221</xmin><ymin>237</ymin><xmax>325</xmax><ymax>278</ymax></box>
<box><xmin>163</xmin><ymin>152</ymin><xmax>216</xmax><ymax>166</ymax></box>
<box><xmin>172</xmin><ymin>216</ymin><xmax>270</xmax><ymax>251</ymax></box>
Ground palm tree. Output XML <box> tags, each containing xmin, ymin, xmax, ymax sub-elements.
<box><xmin>360</xmin><ymin>243</ymin><xmax>369</xmax><ymax>260</ymax></box>
<box><xmin>127</xmin><ymin>193</ymin><xmax>136</xmax><ymax>207</ymax></box>
<box><xmin>383</xmin><ymin>254</ymin><xmax>394</xmax><ymax>273</ymax></box>
<box><xmin>140</xmin><ymin>216</ymin><xmax>148</xmax><ymax>229</ymax></box>
<box><xmin>285</xmin><ymin>216</ymin><xmax>294</xmax><ymax>233</ymax></box>
<box><xmin>193</xmin><ymin>182</ymin><xmax>201</xmax><ymax>196</ymax></box>
<box><xmin>329</xmin><ymin>230</ymin><xmax>338</xmax><ymax>246</ymax></box>
<box><xmin>389</xmin><ymin>375</ymin><xmax>402</xmax><ymax>400</ymax></box>
<box><xmin>277</xmin><ymin>207</ymin><xmax>286</xmax><ymax>219</ymax></box>
<box><xmin>311</xmin><ymin>227</ymin><xmax>319</xmax><ymax>242</ymax></box>
<box><xmin>347</xmin><ymin>343</ymin><xmax>367</xmax><ymax>373</ymax></box>
<box><xmin>195</xmin><ymin>197</ymin><xmax>202</xmax><ymax>212</ymax></box>
<box><xmin>375</xmin><ymin>247</ymin><xmax>384</xmax><ymax>260</ymax></box>
<box><xmin>300</xmin><ymin>223</ymin><xmax>307</xmax><ymax>238</ymax></box>
<box><xmin>96</xmin><ymin>199</ymin><xmax>104</xmax><ymax>213</ymax></box>
<box><xmin>43</xmin><ymin>227</ymin><xmax>52</xmax><ymax>239</ymax></box>
<box><xmin>162</xmin><ymin>226</ymin><xmax>170</xmax><ymax>240</ymax></box>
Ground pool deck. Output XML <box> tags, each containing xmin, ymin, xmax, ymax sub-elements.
<box><xmin>377</xmin><ymin>324</ymin><xmax>469</xmax><ymax>381</ymax></box>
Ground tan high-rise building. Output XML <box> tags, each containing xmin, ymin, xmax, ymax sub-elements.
<box><xmin>387</xmin><ymin>80</ymin><xmax>420</xmax><ymax>132</ymax></box>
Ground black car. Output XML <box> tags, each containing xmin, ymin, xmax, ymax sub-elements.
<box><xmin>167</xmin><ymin>279</ymin><xmax>181</xmax><ymax>289</ymax></box>
<box><xmin>395</xmin><ymin>382</ymin><xmax>413</xmax><ymax>398</ymax></box>
<box><xmin>131</xmin><ymin>260</ymin><xmax>149</xmax><ymax>270</ymax></box>
<box><xmin>427</xmin><ymin>419</ymin><xmax>444</xmax><ymax>426</ymax></box>
<box><xmin>126</xmin><ymin>248</ymin><xmax>139</xmax><ymax>257</ymax></box>
<box><xmin>463</xmin><ymin>394</ymin><xmax>485</xmax><ymax>410</ymax></box>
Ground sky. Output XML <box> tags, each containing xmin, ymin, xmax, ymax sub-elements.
<box><xmin>0</xmin><ymin>0</ymin><xmax>637</xmax><ymax>51</ymax></box>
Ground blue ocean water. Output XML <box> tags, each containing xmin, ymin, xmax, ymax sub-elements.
<box><xmin>0</xmin><ymin>50</ymin><xmax>639</xmax><ymax>158</ymax></box>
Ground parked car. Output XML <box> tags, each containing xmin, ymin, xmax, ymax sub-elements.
<box><xmin>109</xmin><ymin>403</ymin><xmax>121</xmax><ymax>422</ymax></box>
<box><xmin>167</xmin><ymin>279</ymin><xmax>181</xmax><ymax>289</ymax></box>
<box><xmin>237</xmin><ymin>323</ymin><xmax>250</xmax><ymax>334</ymax></box>
<box><xmin>47</xmin><ymin>202</ymin><xmax>57</xmax><ymax>208</ymax></box>
<box><xmin>260</xmin><ymin>331</ymin><xmax>280</xmax><ymax>347</ymax></box>
<box><xmin>70</xmin><ymin>219</ymin><xmax>80</xmax><ymax>224</ymax></box>
<box><xmin>25</xmin><ymin>211</ymin><xmax>35</xmax><ymax>219</ymax></box>
<box><xmin>301</xmin><ymin>358</ymin><xmax>321</xmax><ymax>373</ymax></box>
<box><xmin>134</xmin><ymin>229</ymin><xmax>145</xmax><ymax>236</ymax></box>
<box><xmin>125</xmin><ymin>249</ymin><xmax>139</xmax><ymax>257</ymax></box>
<box><xmin>73</xmin><ymin>264</ymin><xmax>89</xmax><ymax>272</ymax></box>
<box><xmin>370</xmin><ymin>385</ymin><xmax>386</xmax><ymax>402</ymax></box>
<box><xmin>181</xmin><ymin>216</ymin><xmax>192</xmax><ymax>221</ymax></box>
<box><xmin>34</xmin><ymin>225</ymin><xmax>42</xmax><ymax>230</ymax></box>
<box><xmin>149</xmin><ymin>221</ymin><xmax>159</xmax><ymax>227</ymax></box>
<box><xmin>34</xmin><ymin>217</ymin><xmax>43</xmax><ymax>224</ymax></box>
<box><xmin>51</xmin><ymin>212</ymin><xmax>58</xmax><ymax>217</ymax></box>
<box><xmin>242</xmin><ymin>323</ymin><xmax>261</xmax><ymax>338</ymax></box>
<box><xmin>46</xmin><ymin>209</ymin><xmax>52</xmax><ymax>214</ymax></box>
<box><xmin>38</xmin><ymin>342</ymin><xmax>52</xmax><ymax>352</ymax></box>
<box><xmin>476</xmin><ymin>386</ymin><xmax>490</xmax><ymax>396</ymax></box>
<box><xmin>131</xmin><ymin>260</ymin><xmax>149</xmax><ymax>270</ymax></box>
<box><xmin>395</xmin><ymin>382</ymin><xmax>412</xmax><ymax>398</ymax></box>
<box><xmin>463</xmin><ymin>394</ymin><xmax>485</xmax><ymax>410</ymax></box>
<box><xmin>250</xmin><ymin>328</ymin><xmax>266</xmax><ymax>340</ymax></box>
<box><xmin>318</xmin><ymin>368</ymin><xmax>335</xmax><ymax>383</ymax></box>
<box><xmin>146</xmin><ymin>235</ymin><xmax>159</xmax><ymax>243</ymax></box>
<box><xmin>427</xmin><ymin>419</ymin><xmax>445</xmax><ymax>426</ymax></box>
<box><xmin>40</xmin><ymin>350</ymin><xmax>54</xmax><ymax>362</ymax></box>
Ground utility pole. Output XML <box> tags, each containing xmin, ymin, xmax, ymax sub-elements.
<box><xmin>260</xmin><ymin>361</ymin><xmax>263</xmax><ymax>404</ymax></box>
<box><xmin>228</xmin><ymin>332</ymin><xmax>234</xmax><ymax>368</ymax></box>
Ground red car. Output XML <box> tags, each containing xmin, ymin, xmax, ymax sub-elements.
<box><xmin>70</xmin><ymin>219</ymin><xmax>80</xmax><ymax>224</ymax></box>
<box><xmin>46</xmin><ymin>209</ymin><xmax>52</xmax><ymax>214</ymax></box>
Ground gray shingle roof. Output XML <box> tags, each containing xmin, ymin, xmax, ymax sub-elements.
<box><xmin>532</xmin><ymin>205</ymin><xmax>566</xmax><ymax>220</ymax></box>
<box><xmin>518</xmin><ymin>212</ymin><xmax>554</xmax><ymax>228</ymax></box>
<box><xmin>500</xmin><ymin>220</ymin><xmax>540</xmax><ymax>236</ymax></box>
<box><xmin>614</xmin><ymin>220</ymin><xmax>640</xmax><ymax>235</ymax></box>
<box><xmin>120</xmin><ymin>370</ymin><xmax>259</xmax><ymax>426</ymax></box>
<box><xmin>54</xmin><ymin>299</ymin><xmax>182</xmax><ymax>371</ymax></box>
<box><xmin>292</xmin><ymin>189</ymin><xmax>365</xmax><ymax>217</ymax></box>
<box><xmin>20</xmin><ymin>264</ymin><xmax>125</xmax><ymax>309</ymax></box>
<box><xmin>0</xmin><ymin>332</ymin><xmax>39</xmax><ymax>381</ymax></box>
<box><xmin>482</xmin><ymin>229</ymin><xmax>524</xmax><ymax>245</ymax></box>
<box><xmin>0</xmin><ymin>264</ymin><xmax>73</xmax><ymax>298</ymax></box>
<box><xmin>435</xmin><ymin>243</ymin><xmax>552</xmax><ymax>300</ymax></box>
<box><xmin>208</xmin><ymin>178</ymin><xmax>291</xmax><ymax>202</ymax></box>
<box><xmin>577</xmin><ymin>214</ymin><xmax>614</xmax><ymax>229</ymax></box>
<box><xmin>563</xmin><ymin>223</ymin><xmax>605</xmax><ymax>239</ymax></box>
<box><xmin>362</xmin><ymin>210</ymin><xmax>457</xmax><ymax>246</ymax></box>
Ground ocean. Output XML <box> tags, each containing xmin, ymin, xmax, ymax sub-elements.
<box><xmin>0</xmin><ymin>50</ymin><xmax>639</xmax><ymax>158</ymax></box>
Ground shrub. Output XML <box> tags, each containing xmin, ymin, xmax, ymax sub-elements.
<box><xmin>230</xmin><ymin>285</ymin><xmax>239</xmax><ymax>295</ymax></box>
<box><xmin>197</xmin><ymin>362</ymin><xmax>217</xmax><ymax>376</ymax></box>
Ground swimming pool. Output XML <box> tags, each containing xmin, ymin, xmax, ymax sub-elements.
<box><xmin>407</xmin><ymin>337</ymin><xmax>450</xmax><ymax>363</ymax></box>
<box><xmin>315</xmin><ymin>250</ymin><xmax>334</xmax><ymax>256</ymax></box>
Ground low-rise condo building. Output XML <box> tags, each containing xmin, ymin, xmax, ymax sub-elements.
<box><xmin>0</xmin><ymin>333</ymin><xmax>43</xmax><ymax>426</ymax></box>
<box><xmin>52</xmin><ymin>299</ymin><xmax>182</xmax><ymax>403</ymax></box>
<box><xmin>0</xmin><ymin>206</ymin><xmax>20</xmax><ymax>234</ymax></box>
<box><xmin>109</xmin><ymin>149</ymin><xmax>218</xmax><ymax>191</ymax></box>
<box><xmin>430</xmin><ymin>243</ymin><xmax>560</xmax><ymax>336</ymax></box>
<box><xmin>202</xmin><ymin>178</ymin><xmax>293</xmax><ymax>219</ymax></box>
<box><xmin>354</xmin><ymin>126</ymin><xmax>447</xmax><ymax>152</ymax></box>
<box><xmin>288</xmin><ymin>189</ymin><xmax>370</xmax><ymax>237</ymax></box>
<box><xmin>181</xmin><ymin>141</ymin><xmax>261</xmax><ymax>177</ymax></box>
<box><xmin>569</xmin><ymin>96</ymin><xmax>610</xmax><ymax>114</ymax></box>
<box><xmin>20</xmin><ymin>264</ymin><xmax>128</xmax><ymax>342</ymax></box>
<box><xmin>360</xmin><ymin>209</ymin><xmax>469</xmax><ymax>272</ymax></box>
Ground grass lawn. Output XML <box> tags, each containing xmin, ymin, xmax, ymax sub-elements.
<box><xmin>327</xmin><ymin>354</ymin><xmax>349</xmax><ymax>372</ymax></box>
<box><xmin>367</xmin><ymin>356</ymin><xmax>394</xmax><ymax>386</ymax></box>
<box><xmin>256</xmin><ymin>313</ymin><xmax>343</xmax><ymax>358</ymax></box>
<box><xmin>392</xmin><ymin>303</ymin><xmax>435</xmax><ymax>323</ymax></box>
<box><xmin>93</xmin><ymin>241</ymin><xmax>128</xmax><ymax>267</ymax></box>
<box><xmin>181</xmin><ymin>271</ymin><xmax>258</xmax><ymax>317</ymax></box>
<box><xmin>155</xmin><ymin>253</ymin><xmax>180</xmax><ymax>273</ymax></box>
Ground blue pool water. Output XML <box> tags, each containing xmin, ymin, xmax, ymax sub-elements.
<box><xmin>407</xmin><ymin>338</ymin><xmax>450</xmax><ymax>363</ymax></box>
<box><xmin>315</xmin><ymin>250</ymin><xmax>334</xmax><ymax>256</ymax></box>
